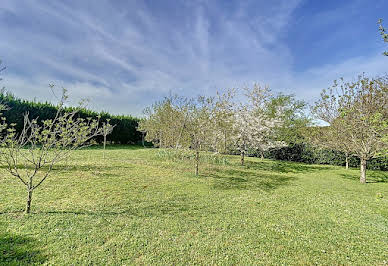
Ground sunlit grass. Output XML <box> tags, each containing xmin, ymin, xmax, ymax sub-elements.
<box><xmin>1</xmin><ymin>145</ymin><xmax>387</xmax><ymax>265</ymax></box>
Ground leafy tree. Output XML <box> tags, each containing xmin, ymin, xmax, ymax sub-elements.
<box><xmin>266</xmin><ymin>94</ymin><xmax>310</xmax><ymax>145</ymax></box>
<box><xmin>138</xmin><ymin>95</ymin><xmax>192</xmax><ymax>149</ymax></box>
<box><xmin>378</xmin><ymin>19</ymin><xmax>388</xmax><ymax>56</ymax></box>
<box><xmin>232</xmin><ymin>85</ymin><xmax>283</xmax><ymax>165</ymax></box>
<box><xmin>0</xmin><ymin>88</ymin><xmax>106</xmax><ymax>213</ymax></box>
<box><xmin>312</xmin><ymin>75</ymin><xmax>388</xmax><ymax>183</ymax></box>
<box><xmin>187</xmin><ymin>96</ymin><xmax>215</xmax><ymax>175</ymax></box>
<box><xmin>140</xmin><ymin>91</ymin><xmax>234</xmax><ymax>175</ymax></box>
<box><xmin>211</xmin><ymin>88</ymin><xmax>236</xmax><ymax>154</ymax></box>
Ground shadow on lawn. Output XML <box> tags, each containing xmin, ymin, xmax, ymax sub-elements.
<box><xmin>244</xmin><ymin>160</ymin><xmax>332</xmax><ymax>174</ymax></box>
<box><xmin>0</xmin><ymin>164</ymin><xmax>135</xmax><ymax>179</ymax></box>
<box><xmin>1</xmin><ymin>194</ymin><xmax>203</xmax><ymax>217</ymax></box>
<box><xmin>339</xmin><ymin>171</ymin><xmax>388</xmax><ymax>183</ymax></box>
<box><xmin>0</xmin><ymin>232</ymin><xmax>46</xmax><ymax>264</ymax></box>
<box><xmin>208</xmin><ymin>167</ymin><xmax>297</xmax><ymax>191</ymax></box>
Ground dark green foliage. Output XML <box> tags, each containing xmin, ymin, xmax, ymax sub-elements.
<box><xmin>0</xmin><ymin>92</ymin><xmax>142</xmax><ymax>144</ymax></box>
<box><xmin>266</xmin><ymin>143</ymin><xmax>388</xmax><ymax>171</ymax></box>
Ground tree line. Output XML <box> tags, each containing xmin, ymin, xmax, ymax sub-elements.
<box><xmin>1</xmin><ymin>76</ymin><xmax>386</xmax><ymax>185</ymax></box>
<box><xmin>139</xmin><ymin>76</ymin><xmax>388</xmax><ymax>184</ymax></box>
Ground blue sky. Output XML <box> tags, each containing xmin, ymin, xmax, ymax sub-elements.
<box><xmin>0</xmin><ymin>0</ymin><xmax>387</xmax><ymax>115</ymax></box>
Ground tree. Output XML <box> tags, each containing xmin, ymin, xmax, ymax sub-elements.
<box><xmin>378</xmin><ymin>19</ymin><xmax>388</xmax><ymax>56</ymax></box>
<box><xmin>139</xmin><ymin>93</ymin><xmax>222</xmax><ymax>175</ymax></box>
<box><xmin>0</xmin><ymin>88</ymin><xmax>106</xmax><ymax>213</ymax></box>
<box><xmin>312</xmin><ymin>75</ymin><xmax>388</xmax><ymax>183</ymax></box>
<box><xmin>211</xmin><ymin>88</ymin><xmax>236</xmax><ymax>154</ymax></box>
<box><xmin>307</xmin><ymin>83</ymin><xmax>354</xmax><ymax>169</ymax></box>
<box><xmin>101</xmin><ymin>119</ymin><xmax>115</xmax><ymax>158</ymax></box>
<box><xmin>266</xmin><ymin>94</ymin><xmax>310</xmax><ymax>144</ymax></box>
<box><xmin>138</xmin><ymin>95</ymin><xmax>192</xmax><ymax>149</ymax></box>
<box><xmin>232</xmin><ymin>85</ymin><xmax>282</xmax><ymax>165</ymax></box>
<box><xmin>305</xmin><ymin>122</ymin><xmax>354</xmax><ymax>169</ymax></box>
<box><xmin>187</xmin><ymin>95</ymin><xmax>215</xmax><ymax>175</ymax></box>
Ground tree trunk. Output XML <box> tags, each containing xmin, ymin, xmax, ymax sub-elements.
<box><xmin>260</xmin><ymin>151</ymin><xmax>264</xmax><ymax>160</ymax></box>
<box><xmin>195</xmin><ymin>149</ymin><xmax>199</xmax><ymax>176</ymax></box>
<box><xmin>103</xmin><ymin>135</ymin><xmax>106</xmax><ymax>159</ymax></box>
<box><xmin>345</xmin><ymin>153</ymin><xmax>349</xmax><ymax>170</ymax></box>
<box><xmin>360</xmin><ymin>158</ymin><xmax>367</xmax><ymax>184</ymax></box>
<box><xmin>25</xmin><ymin>188</ymin><xmax>33</xmax><ymax>214</ymax></box>
<box><xmin>224</xmin><ymin>131</ymin><xmax>227</xmax><ymax>154</ymax></box>
<box><xmin>142</xmin><ymin>132</ymin><xmax>145</xmax><ymax>147</ymax></box>
<box><xmin>241</xmin><ymin>150</ymin><xmax>245</xmax><ymax>166</ymax></box>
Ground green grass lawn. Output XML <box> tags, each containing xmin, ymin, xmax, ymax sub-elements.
<box><xmin>1</xmin><ymin>146</ymin><xmax>387</xmax><ymax>265</ymax></box>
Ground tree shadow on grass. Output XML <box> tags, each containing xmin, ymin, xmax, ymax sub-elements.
<box><xmin>0</xmin><ymin>164</ymin><xmax>134</xmax><ymax>179</ymax></box>
<box><xmin>243</xmin><ymin>160</ymin><xmax>332</xmax><ymax>174</ymax></box>
<box><xmin>208</xmin><ymin>167</ymin><xmax>297</xmax><ymax>191</ymax></box>
<box><xmin>0</xmin><ymin>232</ymin><xmax>46</xmax><ymax>265</ymax></box>
<box><xmin>41</xmin><ymin>202</ymin><xmax>204</xmax><ymax>218</ymax></box>
<box><xmin>1</xmin><ymin>194</ymin><xmax>204</xmax><ymax>218</ymax></box>
<box><xmin>339</xmin><ymin>170</ymin><xmax>388</xmax><ymax>183</ymax></box>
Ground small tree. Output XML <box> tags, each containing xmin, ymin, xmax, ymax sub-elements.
<box><xmin>0</xmin><ymin>88</ymin><xmax>106</xmax><ymax>213</ymax></box>
<box><xmin>212</xmin><ymin>88</ymin><xmax>236</xmax><ymax>154</ymax></box>
<box><xmin>312</xmin><ymin>75</ymin><xmax>388</xmax><ymax>183</ymax></box>
<box><xmin>187</xmin><ymin>96</ymin><xmax>215</xmax><ymax>175</ymax></box>
<box><xmin>101</xmin><ymin>119</ymin><xmax>115</xmax><ymax>158</ymax></box>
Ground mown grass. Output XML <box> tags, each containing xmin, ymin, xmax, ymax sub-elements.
<box><xmin>0</xmin><ymin>145</ymin><xmax>387</xmax><ymax>265</ymax></box>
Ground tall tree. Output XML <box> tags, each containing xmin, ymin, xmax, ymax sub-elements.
<box><xmin>188</xmin><ymin>95</ymin><xmax>215</xmax><ymax>175</ymax></box>
<box><xmin>312</xmin><ymin>75</ymin><xmax>388</xmax><ymax>183</ymax></box>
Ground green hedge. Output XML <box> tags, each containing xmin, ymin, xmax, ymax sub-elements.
<box><xmin>0</xmin><ymin>93</ymin><xmax>142</xmax><ymax>144</ymax></box>
<box><xmin>265</xmin><ymin>144</ymin><xmax>388</xmax><ymax>171</ymax></box>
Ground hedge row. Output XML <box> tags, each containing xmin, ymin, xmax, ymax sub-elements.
<box><xmin>264</xmin><ymin>144</ymin><xmax>388</xmax><ymax>171</ymax></box>
<box><xmin>0</xmin><ymin>93</ymin><xmax>142</xmax><ymax>144</ymax></box>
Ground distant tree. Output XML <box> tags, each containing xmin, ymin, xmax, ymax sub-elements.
<box><xmin>312</xmin><ymin>75</ymin><xmax>388</xmax><ymax>183</ymax></box>
<box><xmin>0</xmin><ymin>88</ymin><xmax>106</xmax><ymax>213</ymax></box>
<box><xmin>378</xmin><ymin>19</ymin><xmax>388</xmax><ymax>56</ymax></box>
<box><xmin>211</xmin><ymin>88</ymin><xmax>236</xmax><ymax>154</ymax></box>
<box><xmin>138</xmin><ymin>95</ymin><xmax>192</xmax><ymax>149</ymax></box>
<box><xmin>307</xmin><ymin>82</ymin><xmax>354</xmax><ymax>169</ymax></box>
<box><xmin>305</xmin><ymin>121</ymin><xmax>354</xmax><ymax>169</ymax></box>
<box><xmin>266</xmin><ymin>94</ymin><xmax>310</xmax><ymax>145</ymax></box>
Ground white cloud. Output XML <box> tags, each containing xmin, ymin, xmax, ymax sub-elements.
<box><xmin>1</xmin><ymin>0</ymin><xmax>386</xmax><ymax>117</ymax></box>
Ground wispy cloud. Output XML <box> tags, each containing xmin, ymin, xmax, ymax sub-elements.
<box><xmin>0</xmin><ymin>0</ymin><xmax>386</xmax><ymax>115</ymax></box>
